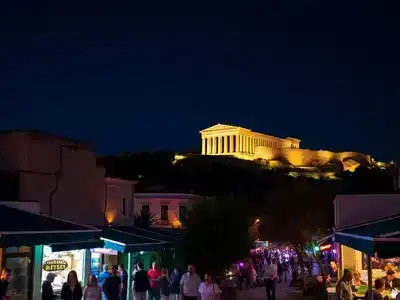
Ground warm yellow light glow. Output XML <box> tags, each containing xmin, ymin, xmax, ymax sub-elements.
<box><xmin>172</xmin><ymin>154</ymin><xmax>186</xmax><ymax>165</ymax></box>
<box><xmin>105</xmin><ymin>211</ymin><xmax>116</xmax><ymax>224</ymax></box>
<box><xmin>171</xmin><ymin>218</ymin><xmax>182</xmax><ymax>228</ymax></box>
<box><xmin>255</xmin><ymin>219</ymin><xmax>260</xmax><ymax>223</ymax></box>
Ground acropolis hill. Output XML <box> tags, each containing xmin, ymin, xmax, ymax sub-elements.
<box><xmin>199</xmin><ymin>124</ymin><xmax>373</xmax><ymax>172</ymax></box>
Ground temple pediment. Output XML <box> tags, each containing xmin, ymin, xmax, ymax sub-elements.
<box><xmin>200</xmin><ymin>124</ymin><xmax>243</xmax><ymax>133</ymax></box>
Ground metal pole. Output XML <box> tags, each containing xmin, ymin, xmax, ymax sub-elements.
<box><xmin>367</xmin><ymin>254</ymin><xmax>373</xmax><ymax>300</ymax></box>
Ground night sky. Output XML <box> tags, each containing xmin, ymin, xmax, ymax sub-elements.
<box><xmin>1</xmin><ymin>2</ymin><xmax>399</xmax><ymax>160</ymax></box>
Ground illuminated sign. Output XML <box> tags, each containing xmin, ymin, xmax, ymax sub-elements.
<box><xmin>320</xmin><ymin>244</ymin><xmax>332</xmax><ymax>251</ymax></box>
<box><xmin>43</xmin><ymin>259</ymin><xmax>68</xmax><ymax>271</ymax></box>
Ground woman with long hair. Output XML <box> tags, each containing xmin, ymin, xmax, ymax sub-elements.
<box><xmin>83</xmin><ymin>275</ymin><xmax>102</xmax><ymax>300</ymax></box>
<box><xmin>61</xmin><ymin>270</ymin><xmax>83</xmax><ymax>300</ymax></box>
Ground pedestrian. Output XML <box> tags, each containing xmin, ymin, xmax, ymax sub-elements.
<box><xmin>159</xmin><ymin>268</ymin><xmax>171</xmax><ymax>300</ymax></box>
<box><xmin>98</xmin><ymin>265</ymin><xmax>111</xmax><ymax>300</ymax></box>
<box><xmin>262</xmin><ymin>258</ymin><xmax>277</xmax><ymax>300</ymax></box>
<box><xmin>132</xmin><ymin>261</ymin><xmax>150</xmax><ymax>300</ymax></box>
<box><xmin>147</xmin><ymin>262</ymin><xmax>161</xmax><ymax>300</ymax></box>
<box><xmin>198</xmin><ymin>273</ymin><xmax>221</xmax><ymax>300</ymax></box>
<box><xmin>0</xmin><ymin>269</ymin><xmax>10</xmax><ymax>300</ymax></box>
<box><xmin>83</xmin><ymin>275</ymin><xmax>102</xmax><ymax>300</ymax></box>
<box><xmin>180</xmin><ymin>264</ymin><xmax>201</xmax><ymax>300</ymax></box>
<box><xmin>61</xmin><ymin>270</ymin><xmax>83</xmax><ymax>300</ymax></box>
<box><xmin>277</xmin><ymin>261</ymin><xmax>283</xmax><ymax>283</ymax></box>
<box><xmin>118</xmin><ymin>264</ymin><xmax>128</xmax><ymax>300</ymax></box>
<box><xmin>103</xmin><ymin>265</ymin><xmax>121</xmax><ymax>300</ymax></box>
<box><xmin>171</xmin><ymin>268</ymin><xmax>182</xmax><ymax>300</ymax></box>
<box><xmin>42</xmin><ymin>273</ymin><xmax>57</xmax><ymax>300</ymax></box>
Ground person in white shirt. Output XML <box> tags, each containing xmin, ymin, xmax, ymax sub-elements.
<box><xmin>180</xmin><ymin>264</ymin><xmax>202</xmax><ymax>300</ymax></box>
<box><xmin>262</xmin><ymin>258</ymin><xmax>278</xmax><ymax>300</ymax></box>
<box><xmin>198</xmin><ymin>273</ymin><xmax>221</xmax><ymax>300</ymax></box>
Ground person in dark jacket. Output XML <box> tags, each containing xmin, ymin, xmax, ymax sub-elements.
<box><xmin>42</xmin><ymin>273</ymin><xmax>57</xmax><ymax>300</ymax></box>
<box><xmin>61</xmin><ymin>270</ymin><xmax>83</xmax><ymax>300</ymax></box>
<box><xmin>132</xmin><ymin>262</ymin><xmax>150</xmax><ymax>300</ymax></box>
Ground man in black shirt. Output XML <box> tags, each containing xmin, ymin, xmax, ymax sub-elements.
<box><xmin>0</xmin><ymin>269</ymin><xmax>11</xmax><ymax>300</ymax></box>
<box><xmin>103</xmin><ymin>265</ymin><xmax>121</xmax><ymax>300</ymax></box>
<box><xmin>132</xmin><ymin>262</ymin><xmax>150</xmax><ymax>300</ymax></box>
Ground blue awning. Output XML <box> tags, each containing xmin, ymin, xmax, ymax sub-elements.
<box><xmin>0</xmin><ymin>205</ymin><xmax>102</xmax><ymax>247</ymax></box>
<box><xmin>101</xmin><ymin>227</ymin><xmax>167</xmax><ymax>253</ymax></box>
<box><xmin>334</xmin><ymin>213</ymin><xmax>400</xmax><ymax>258</ymax></box>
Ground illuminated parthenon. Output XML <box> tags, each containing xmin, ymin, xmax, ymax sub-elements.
<box><xmin>199</xmin><ymin>123</ymin><xmax>372</xmax><ymax>169</ymax></box>
<box><xmin>200</xmin><ymin>124</ymin><xmax>300</xmax><ymax>158</ymax></box>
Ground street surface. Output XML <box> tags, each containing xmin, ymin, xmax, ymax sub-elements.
<box><xmin>238</xmin><ymin>281</ymin><xmax>303</xmax><ymax>300</ymax></box>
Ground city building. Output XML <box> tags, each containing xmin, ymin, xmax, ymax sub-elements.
<box><xmin>134</xmin><ymin>193</ymin><xmax>204</xmax><ymax>228</ymax></box>
<box><xmin>199</xmin><ymin>123</ymin><xmax>372</xmax><ymax>171</ymax></box>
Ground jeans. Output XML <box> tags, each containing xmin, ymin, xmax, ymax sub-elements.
<box><xmin>148</xmin><ymin>287</ymin><xmax>160</xmax><ymax>300</ymax></box>
<box><xmin>265</xmin><ymin>278</ymin><xmax>276</xmax><ymax>300</ymax></box>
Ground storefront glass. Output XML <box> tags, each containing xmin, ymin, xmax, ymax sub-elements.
<box><xmin>3</xmin><ymin>247</ymin><xmax>32</xmax><ymax>300</ymax></box>
<box><xmin>41</xmin><ymin>246</ymin><xmax>85</xmax><ymax>294</ymax></box>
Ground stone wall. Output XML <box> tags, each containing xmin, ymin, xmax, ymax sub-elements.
<box><xmin>254</xmin><ymin>146</ymin><xmax>372</xmax><ymax>169</ymax></box>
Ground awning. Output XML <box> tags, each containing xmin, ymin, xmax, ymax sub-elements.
<box><xmin>114</xmin><ymin>226</ymin><xmax>182</xmax><ymax>244</ymax></box>
<box><xmin>101</xmin><ymin>227</ymin><xmax>167</xmax><ymax>253</ymax></box>
<box><xmin>334</xmin><ymin>213</ymin><xmax>400</xmax><ymax>258</ymax></box>
<box><xmin>0</xmin><ymin>205</ymin><xmax>102</xmax><ymax>248</ymax></box>
<box><xmin>50</xmin><ymin>239</ymin><xmax>104</xmax><ymax>252</ymax></box>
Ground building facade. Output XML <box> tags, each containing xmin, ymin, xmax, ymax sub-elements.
<box><xmin>0</xmin><ymin>130</ymin><xmax>106</xmax><ymax>226</ymax></box>
<box><xmin>104</xmin><ymin>177</ymin><xmax>137</xmax><ymax>226</ymax></box>
<box><xmin>200</xmin><ymin>124</ymin><xmax>372</xmax><ymax>170</ymax></box>
<box><xmin>134</xmin><ymin>193</ymin><xmax>204</xmax><ymax>228</ymax></box>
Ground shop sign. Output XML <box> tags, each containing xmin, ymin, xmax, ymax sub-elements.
<box><xmin>43</xmin><ymin>259</ymin><xmax>68</xmax><ymax>271</ymax></box>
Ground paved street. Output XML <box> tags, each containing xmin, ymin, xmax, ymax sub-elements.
<box><xmin>238</xmin><ymin>281</ymin><xmax>303</xmax><ymax>300</ymax></box>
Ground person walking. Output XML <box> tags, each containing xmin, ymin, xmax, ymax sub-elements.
<box><xmin>262</xmin><ymin>258</ymin><xmax>278</xmax><ymax>300</ymax></box>
<box><xmin>147</xmin><ymin>262</ymin><xmax>161</xmax><ymax>300</ymax></box>
<box><xmin>159</xmin><ymin>268</ymin><xmax>171</xmax><ymax>300</ymax></box>
<box><xmin>83</xmin><ymin>275</ymin><xmax>102</xmax><ymax>300</ymax></box>
<box><xmin>103</xmin><ymin>265</ymin><xmax>121</xmax><ymax>300</ymax></box>
<box><xmin>61</xmin><ymin>271</ymin><xmax>83</xmax><ymax>300</ymax></box>
<box><xmin>118</xmin><ymin>265</ymin><xmax>128</xmax><ymax>300</ymax></box>
<box><xmin>198</xmin><ymin>273</ymin><xmax>221</xmax><ymax>300</ymax></box>
<box><xmin>131</xmin><ymin>262</ymin><xmax>150</xmax><ymax>300</ymax></box>
<box><xmin>170</xmin><ymin>268</ymin><xmax>181</xmax><ymax>300</ymax></box>
<box><xmin>99</xmin><ymin>265</ymin><xmax>111</xmax><ymax>300</ymax></box>
<box><xmin>180</xmin><ymin>264</ymin><xmax>201</xmax><ymax>300</ymax></box>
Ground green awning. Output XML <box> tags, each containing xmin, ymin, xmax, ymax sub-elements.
<box><xmin>101</xmin><ymin>227</ymin><xmax>167</xmax><ymax>253</ymax></box>
<box><xmin>0</xmin><ymin>205</ymin><xmax>101</xmax><ymax>247</ymax></box>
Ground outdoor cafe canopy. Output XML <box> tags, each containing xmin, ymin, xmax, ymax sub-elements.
<box><xmin>334</xmin><ymin>212</ymin><xmax>400</xmax><ymax>258</ymax></box>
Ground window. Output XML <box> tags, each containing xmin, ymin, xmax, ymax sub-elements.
<box><xmin>142</xmin><ymin>205</ymin><xmax>150</xmax><ymax>215</ymax></box>
<box><xmin>122</xmin><ymin>198</ymin><xmax>126</xmax><ymax>216</ymax></box>
<box><xmin>179</xmin><ymin>206</ymin><xmax>187</xmax><ymax>223</ymax></box>
<box><xmin>161</xmin><ymin>205</ymin><xmax>168</xmax><ymax>221</ymax></box>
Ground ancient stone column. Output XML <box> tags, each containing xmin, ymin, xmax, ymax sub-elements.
<box><xmin>230</xmin><ymin>135</ymin><xmax>235</xmax><ymax>153</ymax></box>
<box><xmin>212</xmin><ymin>136</ymin><xmax>217</xmax><ymax>154</ymax></box>
<box><xmin>201</xmin><ymin>138</ymin><xmax>206</xmax><ymax>155</ymax></box>
<box><xmin>207</xmin><ymin>137</ymin><xmax>212</xmax><ymax>154</ymax></box>
<box><xmin>224</xmin><ymin>136</ymin><xmax>228</xmax><ymax>153</ymax></box>
<box><xmin>218</xmin><ymin>136</ymin><xmax>222</xmax><ymax>154</ymax></box>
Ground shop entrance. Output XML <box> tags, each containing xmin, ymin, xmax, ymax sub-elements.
<box><xmin>2</xmin><ymin>246</ymin><xmax>33</xmax><ymax>300</ymax></box>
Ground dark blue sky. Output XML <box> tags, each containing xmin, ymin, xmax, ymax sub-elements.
<box><xmin>1</xmin><ymin>2</ymin><xmax>399</xmax><ymax>160</ymax></box>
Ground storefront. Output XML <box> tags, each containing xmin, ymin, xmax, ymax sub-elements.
<box><xmin>0</xmin><ymin>205</ymin><xmax>102</xmax><ymax>300</ymax></box>
<box><xmin>41</xmin><ymin>246</ymin><xmax>87</xmax><ymax>295</ymax></box>
<box><xmin>90</xmin><ymin>247</ymin><xmax>118</xmax><ymax>276</ymax></box>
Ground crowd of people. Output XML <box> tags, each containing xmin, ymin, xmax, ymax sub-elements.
<box><xmin>33</xmin><ymin>262</ymin><xmax>222</xmax><ymax>300</ymax></box>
